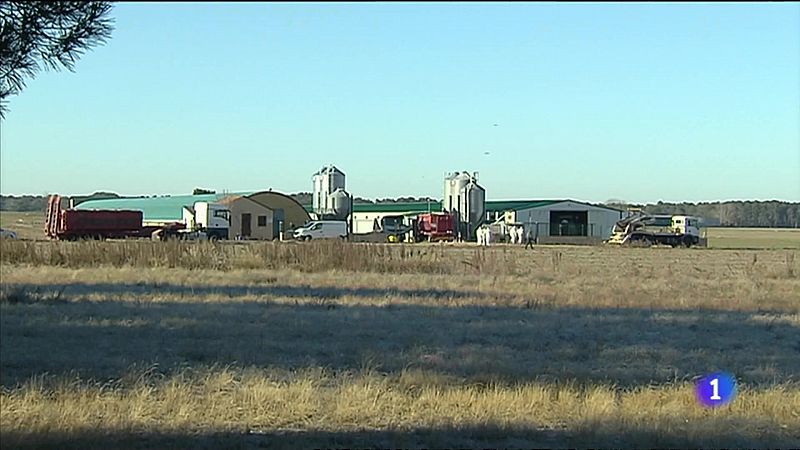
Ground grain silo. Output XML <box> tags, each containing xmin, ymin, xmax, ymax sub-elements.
<box><xmin>312</xmin><ymin>165</ymin><xmax>351</xmax><ymax>222</ymax></box>
<box><xmin>443</xmin><ymin>171</ymin><xmax>485</xmax><ymax>241</ymax></box>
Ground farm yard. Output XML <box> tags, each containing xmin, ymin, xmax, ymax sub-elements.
<box><xmin>4</xmin><ymin>208</ymin><xmax>800</xmax><ymax>249</ymax></box>
<box><xmin>1</xmin><ymin>240</ymin><xmax>799</xmax><ymax>449</ymax></box>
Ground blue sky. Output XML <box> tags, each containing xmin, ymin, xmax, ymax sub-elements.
<box><xmin>1</xmin><ymin>2</ymin><xmax>798</xmax><ymax>203</ymax></box>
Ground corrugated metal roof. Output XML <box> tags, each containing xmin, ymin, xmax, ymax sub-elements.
<box><xmin>75</xmin><ymin>192</ymin><xmax>253</xmax><ymax>221</ymax></box>
<box><xmin>354</xmin><ymin>202</ymin><xmax>442</xmax><ymax>213</ymax></box>
<box><xmin>486</xmin><ymin>200</ymin><xmax>565</xmax><ymax>211</ymax></box>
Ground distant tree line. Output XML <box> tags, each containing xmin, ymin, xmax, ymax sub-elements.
<box><xmin>605</xmin><ymin>200</ymin><xmax>800</xmax><ymax>228</ymax></box>
<box><xmin>0</xmin><ymin>192</ymin><xmax>123</xmax><ymax>212</ymax></box>
<box><xmin>3</xmin><ymin>193</ymin><xmax>798</xmax><ymax>227</ymax></box>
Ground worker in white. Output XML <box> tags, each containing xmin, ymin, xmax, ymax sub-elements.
<box><xmin>517</xmin><ymin>225</ymin><xmax>525</xmax><ymax>244</ymax></box>
<box><xmin>476</xmin><ymin>226</ymin><xmax>484</xmax><ymax>246</ymax></box>
<box><xmin>508</xmin><ymin>225</ymin><xmax>516</xmax><ymax>245</ymax></box>
<box><xmin>484</xmin><ymin>225</ymin><xmax>492</xmax><ymax>246</ymax></box>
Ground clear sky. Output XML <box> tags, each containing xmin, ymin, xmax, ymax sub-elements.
<box><xmin>1</xmin><ymin>2</ymin><xmax>798</xmax><ymax>203</ymax></box>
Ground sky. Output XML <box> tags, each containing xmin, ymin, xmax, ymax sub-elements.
<box><xmin>1</xmin><ymin>2</ymin><xmax>798</xmax><ymax>204</ymax></box>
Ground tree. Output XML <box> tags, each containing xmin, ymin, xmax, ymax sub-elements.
<box><xmin>0</xmin><ymin>1</ymin><xmax>114</xmax><ymax>118</ymax></box>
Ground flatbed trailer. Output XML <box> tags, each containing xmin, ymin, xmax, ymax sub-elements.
<box><xmin>623</xmin><ymin>230</ymin><xmax>699</xmax><ymax>247</ymax></box>
<box><xmin>45</xmin><ymin>195</ymin><xmax>185</xmax><ymax>240</ymax></box>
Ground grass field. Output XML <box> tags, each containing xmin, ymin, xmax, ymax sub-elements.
<box><xmin>704</xmin><ymin>227</ymin><xmax>800</xmax><ymax>249</ymax></box>
<box><xmin>0</xmin><ymin>211</ymin><xmax>45</xmax><ymax>241</ymax></box>
<box><xmin>1</xmin><ymin>240</ymin><xmax>798</xmax><ymax>449</ymax></box>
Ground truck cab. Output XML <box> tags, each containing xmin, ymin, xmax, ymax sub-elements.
<box><xmin>185</xmin><ymin>202</ymin><xmax>231</xmax><ymax>240</ymax></box>
<box><xmin>671</xmin><ymin>215</ymin><xmax>701</xmax><ymax>239</ymax></box>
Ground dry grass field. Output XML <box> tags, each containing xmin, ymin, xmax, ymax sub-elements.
<box><xmin>0</xmin><ymin>212</ymin><xmax>46</xmax><ymax>241</ymax></box>
<box><xmin>1</xmin><ymin>240</ymin><xmax>799</xmax><ymax>449</ymax></box>
<box><xmin>704</xmin><ymin>227</ymin><xmax>800</xmax><ymax>249</ymax></box>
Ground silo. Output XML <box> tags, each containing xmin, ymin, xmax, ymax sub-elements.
<box><xmin>330</xmin><ymin>188</ymin><xmax>351</xmax><ymax>221</ymax></box>
<box><xmin>326</xmin><ymin>166</ymin><xmax>346</xmax><ymax>192</ymax></box>
<box><xmin>465</xmin><ymin>179</ymin><xmax>486</xmax><ymax>236</ymax></box>
<box><xmin>443</xmin><ymin>173</ymin><xmax>456</xmax><ymax>213</ymax></box>
<box><xmin>313</xmin><ymin>165</ymin><xmax>346</xmax><ymax>216</ymax></box>
<box><xmin>452</xmin><ymin>171</ymin><xmax>471</xmax><ymax>218</ymax></box>
<box><xmin>312</xmin><ymin>169</ymin><xmax>324</xmax><ymax>213</ymax></box>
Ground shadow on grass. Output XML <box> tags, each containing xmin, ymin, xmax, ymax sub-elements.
<box><xmin>2</xmin><ymin>422</ymin><xmax>795</xmax><ymax>450</ymax></box>
<box><xmin>2</xmin><ymin>281</ymin><xmax>799</xmax><ymax>389</ymax></box>
<box><xmin>2</xmin><ymin>281</ymin><xmax>502</xmax><ymax>301</ymax></box>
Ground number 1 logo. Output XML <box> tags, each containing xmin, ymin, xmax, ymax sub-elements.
<box><xmin>696</xmin><ymin>372</ymin><xmax>736</xmax><ymax>407</ymax></box>
<box><xmin>709</xmin><ymin>378</ymin><xmax>721</xmax><ymax>400</ymax></box>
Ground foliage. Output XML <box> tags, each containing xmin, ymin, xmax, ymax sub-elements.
<box><xmin>0</xmin><ymin>192</ymin><xmax>121</xmax><ymax>211</ymax></box>
<box><xmin>606</xmin><ymin>200</ymin><xmax>800</xmax><ymax>228</ymax></box>
<box><xmin>0</xmin><ymin>1</ymin><xmax>114</xmax><ymax>117</ymax></box>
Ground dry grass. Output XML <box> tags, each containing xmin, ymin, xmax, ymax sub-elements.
<box><xmin>0</xmin><ymin>212</ymin><xmax>45</xmax><ymax>241</ymax></box>
<box><xmin>705</xmin><ymin>227</ymin><xmax>800</xmax><ymax>249</ymax></box>
<box><xmin>2</xmin><ymin>367</ymin><xmax>798</xmax><ymax>449</ymax></box>
<box><xmin>1</xmin><ymin>242</ymin><xmax>799</xmax><ymax>448</ymax></box>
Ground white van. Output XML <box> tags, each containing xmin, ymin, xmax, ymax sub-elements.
<box><xmin>293</xmin><ymin>220</ymin><xmax>348</xmax><ymax>241</ymax></box>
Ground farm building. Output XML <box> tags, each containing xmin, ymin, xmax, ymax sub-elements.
<box><xmin>337</xmin><ymin>199</ymin><xmax>623</xmax><ymax>241</ymax></box>
<box><xmin>216</xmin><ymin>196</ymin><xmax>274</xmax><ymax>240</ymax></box>
<box><xmin>76</xmin><ymin>191</ymin><xmax>311</xmax><ymax>240</ymax></box>
<box><xmin>489</xmin><ymin>200</ymin><xmax>624</xmax><ymax>242</ymax></box>
<box><xmin>75</xmin><ymin>191</ymin><xmax>621</xmax><ymax>241</ymax></box>
<box><xmin>349</xmin><ymin>202</ymin><xmax>442</xmax><ymax>234</ymax></box>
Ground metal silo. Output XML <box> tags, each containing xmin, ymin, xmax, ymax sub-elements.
<box><xmin>465</xmin><ymin>178</ymin><xmax>486</xmax><ymax>238</ymax></box>
<box><xmin>312</xmin><ymin>169</ymin><xmax>323</xmax><ymax>213</ymax></box>
<box><xmin>325</xmin><ymin>166</ymin><xmax>346</xmax><ymax>193</ymax></box>
<box><xmin>313</xmin><ymin>165</ymin><xmax>346</xmax><ymax>216</ymax></box>
<box><xmin>330</xmin><ymin>188</ymin><xmax>351</xmax><ymax>221</ymax></box>
<box><xmin>443</xmin><ymin>172</ymin><xmax>456</xmax><ymax>213</ymax></box>
<box><xmin>452</xmin><ymin>171</ymin><xmax>470</xmax><ymax>219</ymax></box>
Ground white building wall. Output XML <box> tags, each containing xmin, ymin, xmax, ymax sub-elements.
<box><xmin>350</xmin><ymin>211</ymin><xmax>424</xmax><ymax>234</ymax></box>
<box><xmin>511</xmin><ymin>201</ymin><xmax>623</xmax><ymax>239</ymax></box>
<box><xmin>352</xmin><ymin>212</ymin><xmax>386</xmax><ymax>234</ymax></box>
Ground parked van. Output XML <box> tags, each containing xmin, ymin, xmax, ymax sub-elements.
<box><xmin>293</xmin><ymin>220</ymin><xmax>348</xmax><ymax>241</ymax></box>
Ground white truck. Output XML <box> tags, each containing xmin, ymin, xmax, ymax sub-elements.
<box><xmin>606</xmin><ymin>213</ymin><xmax>702</xmax><ymax>247</ymax></box>
<box><xmin>293</xmin><ymin>220</ymin><xmax>348</xmax><ymax>241</ymax></box>
<box><xmin>162</xmin><ymin>201</ymin><xmax>231</xmax><ymax>241</ymax></box>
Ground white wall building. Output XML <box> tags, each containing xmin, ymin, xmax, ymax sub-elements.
<box><xmin>495</xmin><ymin>200</ymin><xmax>623</xmax><ymax>240</ymax></box>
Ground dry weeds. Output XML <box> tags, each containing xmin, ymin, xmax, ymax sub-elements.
<box><xmin>1</xmin><ymin>242</ymin><xmax>799</xmax><ymax>448</ymax></box>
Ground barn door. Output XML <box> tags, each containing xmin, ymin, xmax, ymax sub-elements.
<box><xmin>241</xmin><ymin>213</ymin><xmax>252</xmax><ymax>237</ymax></box>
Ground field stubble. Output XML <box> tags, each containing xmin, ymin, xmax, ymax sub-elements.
<box><xmin>1</xmin><ymin>240</ymin><xmax>799</xmax><ymax>448</ymax></box>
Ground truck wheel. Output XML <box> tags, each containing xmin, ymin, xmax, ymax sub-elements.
<box><xmin>303</xmin><ymin>236</ymin><xmax>311</xmax><ymax>242</ymax></box>
<box><xmin>682</xmin><ymin>236</ymin><xmax>693</xmax><ymax>248</ymax></box>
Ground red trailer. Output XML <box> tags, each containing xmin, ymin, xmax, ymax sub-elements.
<box><xmin>415</xmin><ymin>212</ymin><xmax>455</xmax><ymax>242</ymax></box>
<box><xmin>45</xmin><ymin>195</ymin><xmax>183</xmax><ymax>240</ymax></box>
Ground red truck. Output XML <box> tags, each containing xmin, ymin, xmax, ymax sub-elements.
<box><xmin>414</xmin><ymin>213</ymin><xmax>455</xmax><ymax>242</ymax></box>
<box><xmin>45</xmin><ymin>195</ymin><xmax>184</xmax><ymax>240</ymax></box>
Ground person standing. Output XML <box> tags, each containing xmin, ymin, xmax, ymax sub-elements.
<box><xmin>525</xmin><ymin>228</ymin><xmax>535</xmax><ymax>249</ymax></box>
